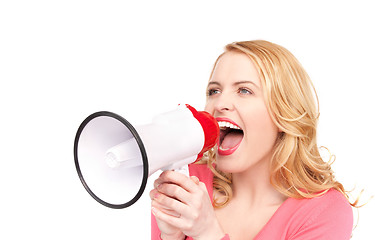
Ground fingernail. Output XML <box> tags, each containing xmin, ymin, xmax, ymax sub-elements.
<box><xmin>154</xmin><ymin>193</ymin><xmax>159</xmax><ymax>199</ymax></box>
<box><xmin>151</xmin><ymin>207</ymin><xmax>158</xmax><ymax>216</ymax></box>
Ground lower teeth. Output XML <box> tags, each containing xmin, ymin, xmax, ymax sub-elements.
<box><xmin>219</xmin><ymin>146</ymin><xmax>230</xmax><ymax>151</ymax></box>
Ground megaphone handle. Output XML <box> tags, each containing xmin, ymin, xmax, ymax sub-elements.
<box><xmin>160</xmin><ymin>155</ymin><xmax>196</xmax><ymax>176</ymax></box>
<box><xmin>161</xmin><ymin>163</ymin><xmax>190</xmax><ymax>177</ymax></box>
<box><xmin>174</xmin><ymin>164</ymin><xmax>190</xmax><ymax>176</ymax></box>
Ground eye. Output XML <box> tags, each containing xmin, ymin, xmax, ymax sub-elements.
<box><xmin>238</xmin><ymin>87</ymin><xmax>253</xmax><ymax>95</ymax></box>
<box><xmin>207</xmin><ymin>88</ymin><xmax>221</xmax><ymax>96</ymax></box>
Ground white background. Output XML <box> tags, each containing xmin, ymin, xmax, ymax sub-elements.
<box><xmin>1</xmin><ymin>0</ymin><xmax>374</xmax><ymax>239</ymax></box>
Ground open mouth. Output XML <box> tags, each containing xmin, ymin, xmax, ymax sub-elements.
<box><xmin>217</xmin><ymin>119</ymin><xmax>244</xmax><ymax>155</ymax></box>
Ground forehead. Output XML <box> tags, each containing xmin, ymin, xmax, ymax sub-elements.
<box><xmin>210</xmin><ymin>51</ymin><xmax>260</xmax><ymax>86</ymax></box>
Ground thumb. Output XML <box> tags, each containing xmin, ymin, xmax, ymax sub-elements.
<box><xmin>190</xmin><ymin>176</ymin><xmax>200</xmax><ymax>185</ymax></box>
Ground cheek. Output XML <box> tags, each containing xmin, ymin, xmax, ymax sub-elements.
<box><xmin>244</xmin><ymin>108</ymin><xmax>279</xmax><ymax>155</ymax></box>
<box><xmin>259</xmin><ymin>111</ymin><xmax>279</xmax><ymax>138</ymax></box>
<box><xmin>204</xmin><ymin>101</ymin><xmax>214</xmax><ymax>115</ymax></box>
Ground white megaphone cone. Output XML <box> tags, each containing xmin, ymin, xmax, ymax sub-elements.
<box><xmin>74</xmin><ymin>104</ymin><xmax>219</xmax><ymax>209</ymax></box>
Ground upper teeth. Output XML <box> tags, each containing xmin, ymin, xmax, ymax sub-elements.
<box><xmin>218</xmin><ymin>121</ymin><xmax>241</xmax><ymax>130</ymax></box>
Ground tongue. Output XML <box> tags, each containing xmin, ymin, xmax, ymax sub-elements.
<box><xmin>221</xmin><ymin>131</ymin><xmax>243</xmax><ymax>149</ymax></box>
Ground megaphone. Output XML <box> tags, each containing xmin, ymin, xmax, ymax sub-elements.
<box><xmin>74</xmin><ymin>104</ymin><xmax>219</xmax><ymax>209</ymax></box>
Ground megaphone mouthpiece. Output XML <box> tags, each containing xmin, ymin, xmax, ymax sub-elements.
<box><xmin>185</xmin><ymin>104</ymin><xmax>220</xmax><ymax>157</ymax></box>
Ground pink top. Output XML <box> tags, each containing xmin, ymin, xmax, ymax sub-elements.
<box><xmin>151</xmin><ymin>164</ymin><xmax>353</xmax><ymax>240</ymax></box>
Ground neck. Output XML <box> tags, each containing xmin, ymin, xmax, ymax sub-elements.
<box><xmin>231</xmin><ymin>156</ymin><xmax>286</xmax><ymax>208</ymax></box>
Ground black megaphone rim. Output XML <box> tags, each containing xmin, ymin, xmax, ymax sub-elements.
<box><xmin>73</xmin><ymin>111</ymin><xmax>149</xmax><ymax>209</ymax></box>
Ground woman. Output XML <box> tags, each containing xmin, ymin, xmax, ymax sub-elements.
<box><xmin>150</xmin><ymin>40</ymin><xmax>354</xmax><ymax>239</ymax></box>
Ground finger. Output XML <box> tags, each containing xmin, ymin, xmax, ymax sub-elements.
<box><xmin>149</xmin><ymin>188</ymin><xmax>159</xmax><ymax>200</ymax></box>
<box><xmin>153</xmin><ymin>178</ymin><xmax>162</xmax><ymax>189</ymax></box>
<box><xmin>151</xmin><ymin>204</ymin><xmax>185</xmax><ymax>229</ymax></box>
<box><xmin>153</xmin><ymin>188</ymin><xmax>189</xmax><ymax>213</ymax></box>
<box><xmin>158</xmin><ymin>170</ymin><xmax>199</xmax><ymax>193</ymax></box>
<box><xmin>198</xmin><ymin>181</ymin><xmax>208</xmax><ymax>193</ymax></box>
<box><xmin>190</xmin><ymin>176</ymin><xmax>200</xmax><ymax>185</ymax></box>
<box><xmin>153</xmin><ymin>172</ymin><xmax>176</xmax><ymax>190</ymax></box>
<box><xmin>151</xmin><ymin>200</ymin><xmax>180</xmax><ymax>218</ymax></box>
<box><xmin>157</xmin><ymin>182</ymin><xmax>190</xmax><ymax>204</ymax></box>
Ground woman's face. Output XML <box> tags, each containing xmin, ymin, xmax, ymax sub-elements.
<box><xmin>205</xmin><ymin>51</ymin><xmax>279</xmax><ymax>173</ymax></box>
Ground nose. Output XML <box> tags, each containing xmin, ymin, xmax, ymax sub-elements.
<box><xmin>211</xmin><ymin>93</ymin><xmax>234</xmax><ymax>114</ymax></box>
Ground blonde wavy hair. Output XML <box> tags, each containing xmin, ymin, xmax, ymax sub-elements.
<box><xmin>201</xmin><ymin>40</ymin><xmax>358</xmax><ymax>208</ymax></box>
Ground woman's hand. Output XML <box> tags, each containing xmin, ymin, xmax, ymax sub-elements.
<box><xmin>150</xmin><ymin>176</ymin><xmax>185</xmax><ymax>240</ymax></box>
<box><xmin>150</xmin><ymin>170</ymin><xmax>225</xmax><ymax>240</ymax></box>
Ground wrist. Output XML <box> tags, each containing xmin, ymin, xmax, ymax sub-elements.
<box><xmin>160</xmin><ymin>232</ymin><xmax>185</xmax><ymax>240</ymax></box>
<box><xmin>194</xmin><ymin>220</ymin><xmax>225</xmax><ymax>240</ymax></box>
<box><xmin>194</xmin><ymin>232</ymin><xmax>226</xmax><ymax>240</ymax></box>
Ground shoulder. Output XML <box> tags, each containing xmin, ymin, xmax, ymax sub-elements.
<box><xmin>292</xmin><ymin>189</ymin><xmax>352</xmax><ymax>214</ymax></box>
<box><xmin>287</xmin><ymin>189</ymin><xmax>353</xmax><ymax>239</ymax></box>
<box><xmin>299</xmin><ymin>189</ymin><xmax>353</xmax><ymax>223</ymax></box>
<box><xmin>257</xmin><ymin>189</ymin><xmax>353</xmax><ymax>239</ymax></box>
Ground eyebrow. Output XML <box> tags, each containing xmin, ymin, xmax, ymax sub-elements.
<box><xmin>207</xmin><ymin>80</ymin><xmax>260</xmax><ymax>89</ymax></box>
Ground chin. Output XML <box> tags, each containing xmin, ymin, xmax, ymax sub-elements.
<box><xmin>215</xmin><ymin>155</ymin><xmax>243</xmax><ymax>174</ymax></box>
<box><xmin>216</xmin><ymin>152</ymin><xmax>265</xmax><ymax>175</ymax></box>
